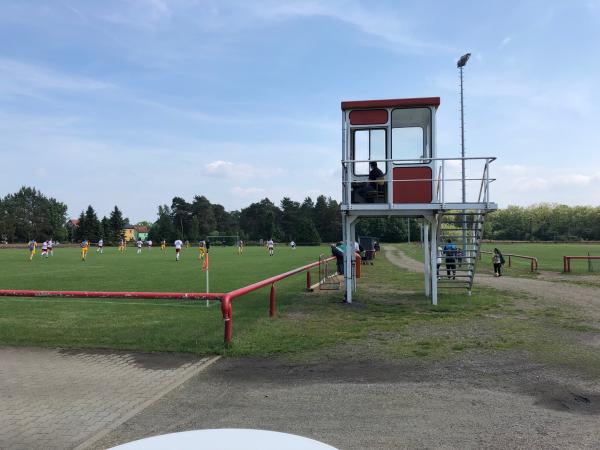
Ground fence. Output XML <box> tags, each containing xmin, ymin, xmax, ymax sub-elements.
<box><xmin>563</xmin><ymin>255</ymin><xmax>600</xmax><ymax>273</ymax></box>
<box><xmin>480</xmin><ymin>251</ymin><xmax>538</xmax><ymax>272</ymax></box>
<box><xmin>0</xmin><ymin>256</ymin><xmax>336</xmax><ymax>345</ymax></box>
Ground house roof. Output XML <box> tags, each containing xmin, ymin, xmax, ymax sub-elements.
<box><xmin>68</xmin><ymin>219</ymin><xmax>79</xmax><ymax>227</ymax></box>
<box><xmin>134</xmin><ymin>226</ymin><xmax>149</xmax><ymax>233</ymax></box>
<box><xmin>341</xmin><ymin>97</ymin><xmax>441</xmax><ymax>111</ymax></box>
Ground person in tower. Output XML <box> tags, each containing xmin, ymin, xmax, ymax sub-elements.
<box><xmin>174</xmin><ymin>238</ymin><xmax>183</xmax><ymax>261</ymax></box>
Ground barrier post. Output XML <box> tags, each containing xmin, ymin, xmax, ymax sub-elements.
<box><xmin>221</xmin><ymin>296</ymin><xmax>232</xmax><ymax>345</ymax></box>
<box><xmin>508</xmin><ymin>255</ymin><xmax>512</xmax><ymax>267</ymax></box>
<box><xmin>306</xmin><ymin>271</ymin><xmax>311</xmax><ymax>291</ymax></box>
<box><xmin>269</xmin><ymin>283</ymin><xmax>276</xmax><ymax>317</ymax></box>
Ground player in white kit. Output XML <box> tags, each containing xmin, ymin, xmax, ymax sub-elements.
<box><xmin>136</xmin><ymin>239</ymin><xmax>143</xmax><ymax>254</ymax></box>
<box><xmin>97</xmin><ymin>239</ymin><xmax>104</xmax><ymax>253</ymax></box>
<box><xmin>174</xmin><ymin>239</ymin><xmax>183</xmax><ymax>261</ymax></box>
<box><xmin>267</xmin><ymin>239</ymin><xmax>274</xmax><ymax>256</ymax></box>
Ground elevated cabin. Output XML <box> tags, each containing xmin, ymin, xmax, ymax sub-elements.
<box><xmin>340</xmin><ymin>97</ymin><xmax>497</xmax><ymax>304</ymax></box>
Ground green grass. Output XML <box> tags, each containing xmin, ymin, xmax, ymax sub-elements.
<box><xmin>480</xmin><ymin>242</ymin><xmax>600</xmax><ymax>273</ymax></box>
<box><xmin>0</xmin><ymin>245</ymin><xmax>329</xmax><ymax>353</ymax></box>
<box><xmin>1</xmin><ymin>243</ymin><xmax>599</xmax><ymax>373</ymax></box>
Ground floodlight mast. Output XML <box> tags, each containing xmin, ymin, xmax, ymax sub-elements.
<box><xmin>457</xmin><ymin>52</ymin><xmax>470</xmax><ymax>255</ymax></box>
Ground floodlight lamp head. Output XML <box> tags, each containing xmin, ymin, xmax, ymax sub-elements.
<box><xmin>457</xmin><ymin>53</ymin><xmax>471</xmax><ymax>68</ymax></box>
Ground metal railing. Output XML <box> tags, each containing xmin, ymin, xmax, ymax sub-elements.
<box><xmin>341</xmin><ymin>156</ymin><xmax>496</xmax><ymax>206</ymax></box>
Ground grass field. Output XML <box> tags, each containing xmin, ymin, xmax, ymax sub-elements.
<box><xmin>1</xmin><ymin>243</ymin><xmax>599</xmax><ymax>369</ymax></box>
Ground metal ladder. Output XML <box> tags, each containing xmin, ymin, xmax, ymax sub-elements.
<box><xmin>436</xmin><ymin>210</ymin><xmax>486</xmax><ymax>294</ymax></box>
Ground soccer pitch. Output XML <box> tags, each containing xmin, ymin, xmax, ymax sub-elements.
<box><xmin>0</xmin><ymin>245</ymin><xmax>330</xmax><ymax>353</ymax></box>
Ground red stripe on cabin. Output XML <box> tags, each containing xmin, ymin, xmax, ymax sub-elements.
<box><xmin>349</xmin><ymin>109</ymin><xmax>388</xmax><ymax>125</ymax></box>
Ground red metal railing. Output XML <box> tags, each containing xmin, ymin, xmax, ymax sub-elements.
<box><xmin>0</xmin><ymin>256</ymin><xmax>336</xmax><ymax>345</ymax></box>
<box><xmin>480</xmin><ymin>251</ymin><xmax>538</xmax><ymax>272</ymax></box>
<box><xmin>563</xmin><ymin>255</ymin><xmax>600</xmax><ymax>273</ymax></box>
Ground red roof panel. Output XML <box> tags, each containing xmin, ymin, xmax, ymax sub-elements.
<box><xmin>341</xmin><ymin>97</ymin><xmax>440</xmax><ymax>110</ymax></box>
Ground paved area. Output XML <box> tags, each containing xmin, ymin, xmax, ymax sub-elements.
<box><xmin>0</xmin><ymin>347</ymin><xmax>218</xmax><ymax>450</ymax></box>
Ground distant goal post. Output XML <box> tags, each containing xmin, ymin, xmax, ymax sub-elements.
<box><xmin>206</xmin><ymin>235</ymin><xmax>240</xmax><ymax>246</ymax></box>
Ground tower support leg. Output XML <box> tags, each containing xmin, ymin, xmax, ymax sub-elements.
<box><xmin>423</xmin><ymin>222</ymin><xmax>430</xmax><ymax>298</ymax></box>
<box><xmin>430</xmin><ymin>215</ymin><xmax>438</xmax><ymax>306</ymax></box>
<box><xmin>342</xmin><ymin>214</ymin><xmax>357</xmax><ymax>303</ymax></box>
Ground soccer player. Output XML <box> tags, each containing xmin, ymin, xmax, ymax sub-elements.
<box><xmin>81</xmin><ymin>239</ymin><xmax>89</xmax><ymax>261</ymax></box>
<box><xmin>267</xmin><ymin>238</ymin><xmax>274</xmax><ymax>256</ymax></box>
<box><xmin>136</xmin><ymin>239</ymin><xmax>143</xmax><ymax>254</ymax></box>
<box><xmin>119</xmin><ymin>238</ymin><xmax>125</xmax><ymax>253</ymax></box>
<box><xmin>290</xmin><ymin>240</ymin><xmax>296</xmax><ymax>250</ymax></box>
<box><xmin>48</xmin><ymin>239</ymin><xmax>54</xmax><ymax>256</ymax></box>
<box><xmin>147</xmin><ymin>239</ymin><xmax>153</xmax><ymax>251</ymax></box>
<box><xmin>28</xmin><ymin>239</ymin><xmax>37</xmax><ymax>261</ymax></box>
<box><xmin>198</xmin><ymin>241</ymin><xmax>206</xmax><ymax>260</ymax></box>
<box><xmin>41</xmin><ymin>241</ymin><xmax>48</xmax><ymax>258</ymax></box>
<box><xmin>160</xmin><ymin>239</ymin><xmax>166</xmax><ymax>252</ymax></box>
<box><xmin>174</xmin><ymin>238</ymin><xmax>183</xmax><ymax>261</ymax></box>
<box><xmin>237</xmin><ymin>239</ymin><xmax>244</xmax><ymax>255</ymax></box>
<box><xmin>97</xmin><ymin>238</ymin><xmax>104</xmax><ymax>254</ymax></box>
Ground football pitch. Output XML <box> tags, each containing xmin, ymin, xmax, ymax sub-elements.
<box><xmin>0</xmin><ymin>245</ymin><xmax>331</xmax><ymax>354</ymax></box>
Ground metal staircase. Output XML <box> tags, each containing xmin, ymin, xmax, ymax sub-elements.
<box><xmin>436</xmin><ymin>210</ymin><xmax>487</xmax><ymax>294</ymax></box>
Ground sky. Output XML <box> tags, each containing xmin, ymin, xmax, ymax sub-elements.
<box><xmin>1</xmin><ymin>0</ymin><xmax>600</xmax><ymax>222</ymax></box>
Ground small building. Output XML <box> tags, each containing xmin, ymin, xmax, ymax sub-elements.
<box><xmin>134</xmin><ymin>226</ymin><xmax>149</xmax><ymax>241</ymax></box>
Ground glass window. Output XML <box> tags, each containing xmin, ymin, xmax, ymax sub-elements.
<box><xmin>392</xmin><ymin>127</ymin><xmax>423</xmax><ymax>160</ymax></box>
<box><xmin>352</xmin><ymin>129</ymin><xmax>387</xmax><ymax>176</ymax></box>
<box><xmin>391</xmin><ymin>108</ymin><xmax>431</xmax><ymax>162</ymax></box>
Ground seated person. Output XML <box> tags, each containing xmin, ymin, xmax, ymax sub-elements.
<box><xmin>353</xmin><ymin>162</ymin><xmax>385</xmax><ymax>203</ymax></box>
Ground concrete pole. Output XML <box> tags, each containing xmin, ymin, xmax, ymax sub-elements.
<box><xmin>430</xmin><ymin>216</ymin><xmax>438</xmax><ymax>306</ymax></box>
<box><xmin>423</xmin><ymin>223</ymin><xmax>430</xmax><ymax>298</ymax></box>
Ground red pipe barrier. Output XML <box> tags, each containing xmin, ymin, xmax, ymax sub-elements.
<box><xmin>269</xmin><ymin>284</ymin><xmax>276</xmax><ymax>317</ymax></box>
<box><xmin>0</xmin><ymin>289</ymin><xmax>222</xmax><ymax>301</ymax></box>
<box><xmin>563</xmin><ymin>255</ymin><xmax>600</xmax><ymax>273</ymax></box>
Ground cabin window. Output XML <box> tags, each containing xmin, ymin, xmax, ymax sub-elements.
<box><xmin>391</xmin><ymin>108</ymin><xmax>431</xmax><ymax>162</ymax></box>
<box><xmin>352</xmin><ymin>129</ymin><xmax>387</xmax><ymax>176</ymax></box>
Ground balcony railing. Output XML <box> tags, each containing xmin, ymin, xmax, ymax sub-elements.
<box><xmin>341</xmin><ymin>156</ymin><xmax>496</xmax><ymax>208</ymax></box>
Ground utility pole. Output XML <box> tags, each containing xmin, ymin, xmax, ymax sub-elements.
<box><xmin>457</xmin><ymin>52</ymin><xmax>471</xmax><ymax>255</ymax></box>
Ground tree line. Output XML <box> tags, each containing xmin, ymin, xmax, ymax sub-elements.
<box><xmin>3</xmin><ymin>187</ymin><xmax>600</xmax><ymax>244</ymax></box>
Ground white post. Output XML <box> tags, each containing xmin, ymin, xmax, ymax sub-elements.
<box><xmin>423</xmin><ymin>222</ymin><xmax>430</xmax><ymax>298</ymax></box>
<box><xmin>430</xmin><ymin>216</ymin><xmax>438</xmax><ymax>306</ymax></box>
<box><xmin>350</xmin><ymin>220</ymin><xmax>357</xmax><ymax>292</ymax></box>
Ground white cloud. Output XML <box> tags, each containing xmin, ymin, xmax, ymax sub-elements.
<box><xmin>204</xmin><ymin>160</ymin><xmax>284</xmax><ymax>179</ymax></box>
<box><xmin>499</xmin><ymin>36</ymin><xmax>512</xmax><ymax>49</ymax></box>
<box><xmin>231</xmin><ymin>186</ymin><xmax>266</xmax><ymax>197</ymax></box>
<box><xmin>0</xmin><ymin>58</ymin><xmax>112</xmax><ymax>97</ymax></box>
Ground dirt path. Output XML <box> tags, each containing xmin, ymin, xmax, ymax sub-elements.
<box><xmin>384</xmin><ymin>246</ymin><xmax>600</xmax><ymax>318</ymax></box>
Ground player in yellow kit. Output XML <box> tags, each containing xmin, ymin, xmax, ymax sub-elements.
<box><xmin>197</xmin><ymin>241</ymin><xmax>206</xmax><ymax>260</ymax></box>
<box><xmin>118</xmin><ymin>238</ymin><xmax>125</xmax><ymax>253</ymax></box>
<box><xmin>28</xmin><ymin>239</ymin><xmax>37</xmax><ymax>261</ymax></box>
<box><xmin>160</xmin><ymin>239</ymin><xmax>166</xmax><ymax>252</ymax></box>
<box><xmin>81</xmin><ymin>239</ymin><xmax>90</xmax><ymax>261</ymax></box>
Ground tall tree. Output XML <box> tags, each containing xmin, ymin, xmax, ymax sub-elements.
<box><xmin>109</xmin><ymin>206</ymin><xmax>126</xmax><ymax>244</ymax></box>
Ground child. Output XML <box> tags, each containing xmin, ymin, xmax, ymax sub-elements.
<box><xmin>136</xmin><ymin>239</ymin><xmax>143</xmax><ymax>254</ymax></box>
<box><xmin>81</xmin><ymin>239</ymin><xmax>89</xmax><ymax>261</ymax></box>
<box><xmin>492</xmin><ymin>248</ymin><xmax>503</xmax><ymax>277</ymax></box>
<box><xmin>267</xmin><ymin>238</ymin><xmax>274</xmax><ymax>256</ymax></box>
<box><xmin>97</xmin><ymin>238</ymin><xmax>104</xmax><ymax>254</ymax></box>
<box><xmin>174</xmin><ymin>239</ymin><xmax>183</xmax><ymax>261</ymax></box>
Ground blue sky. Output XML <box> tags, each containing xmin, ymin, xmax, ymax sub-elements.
<box><xmin>1</xmin><ymin>0</ymin><xmax>600</xmax><ymax>222</ymax></box>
